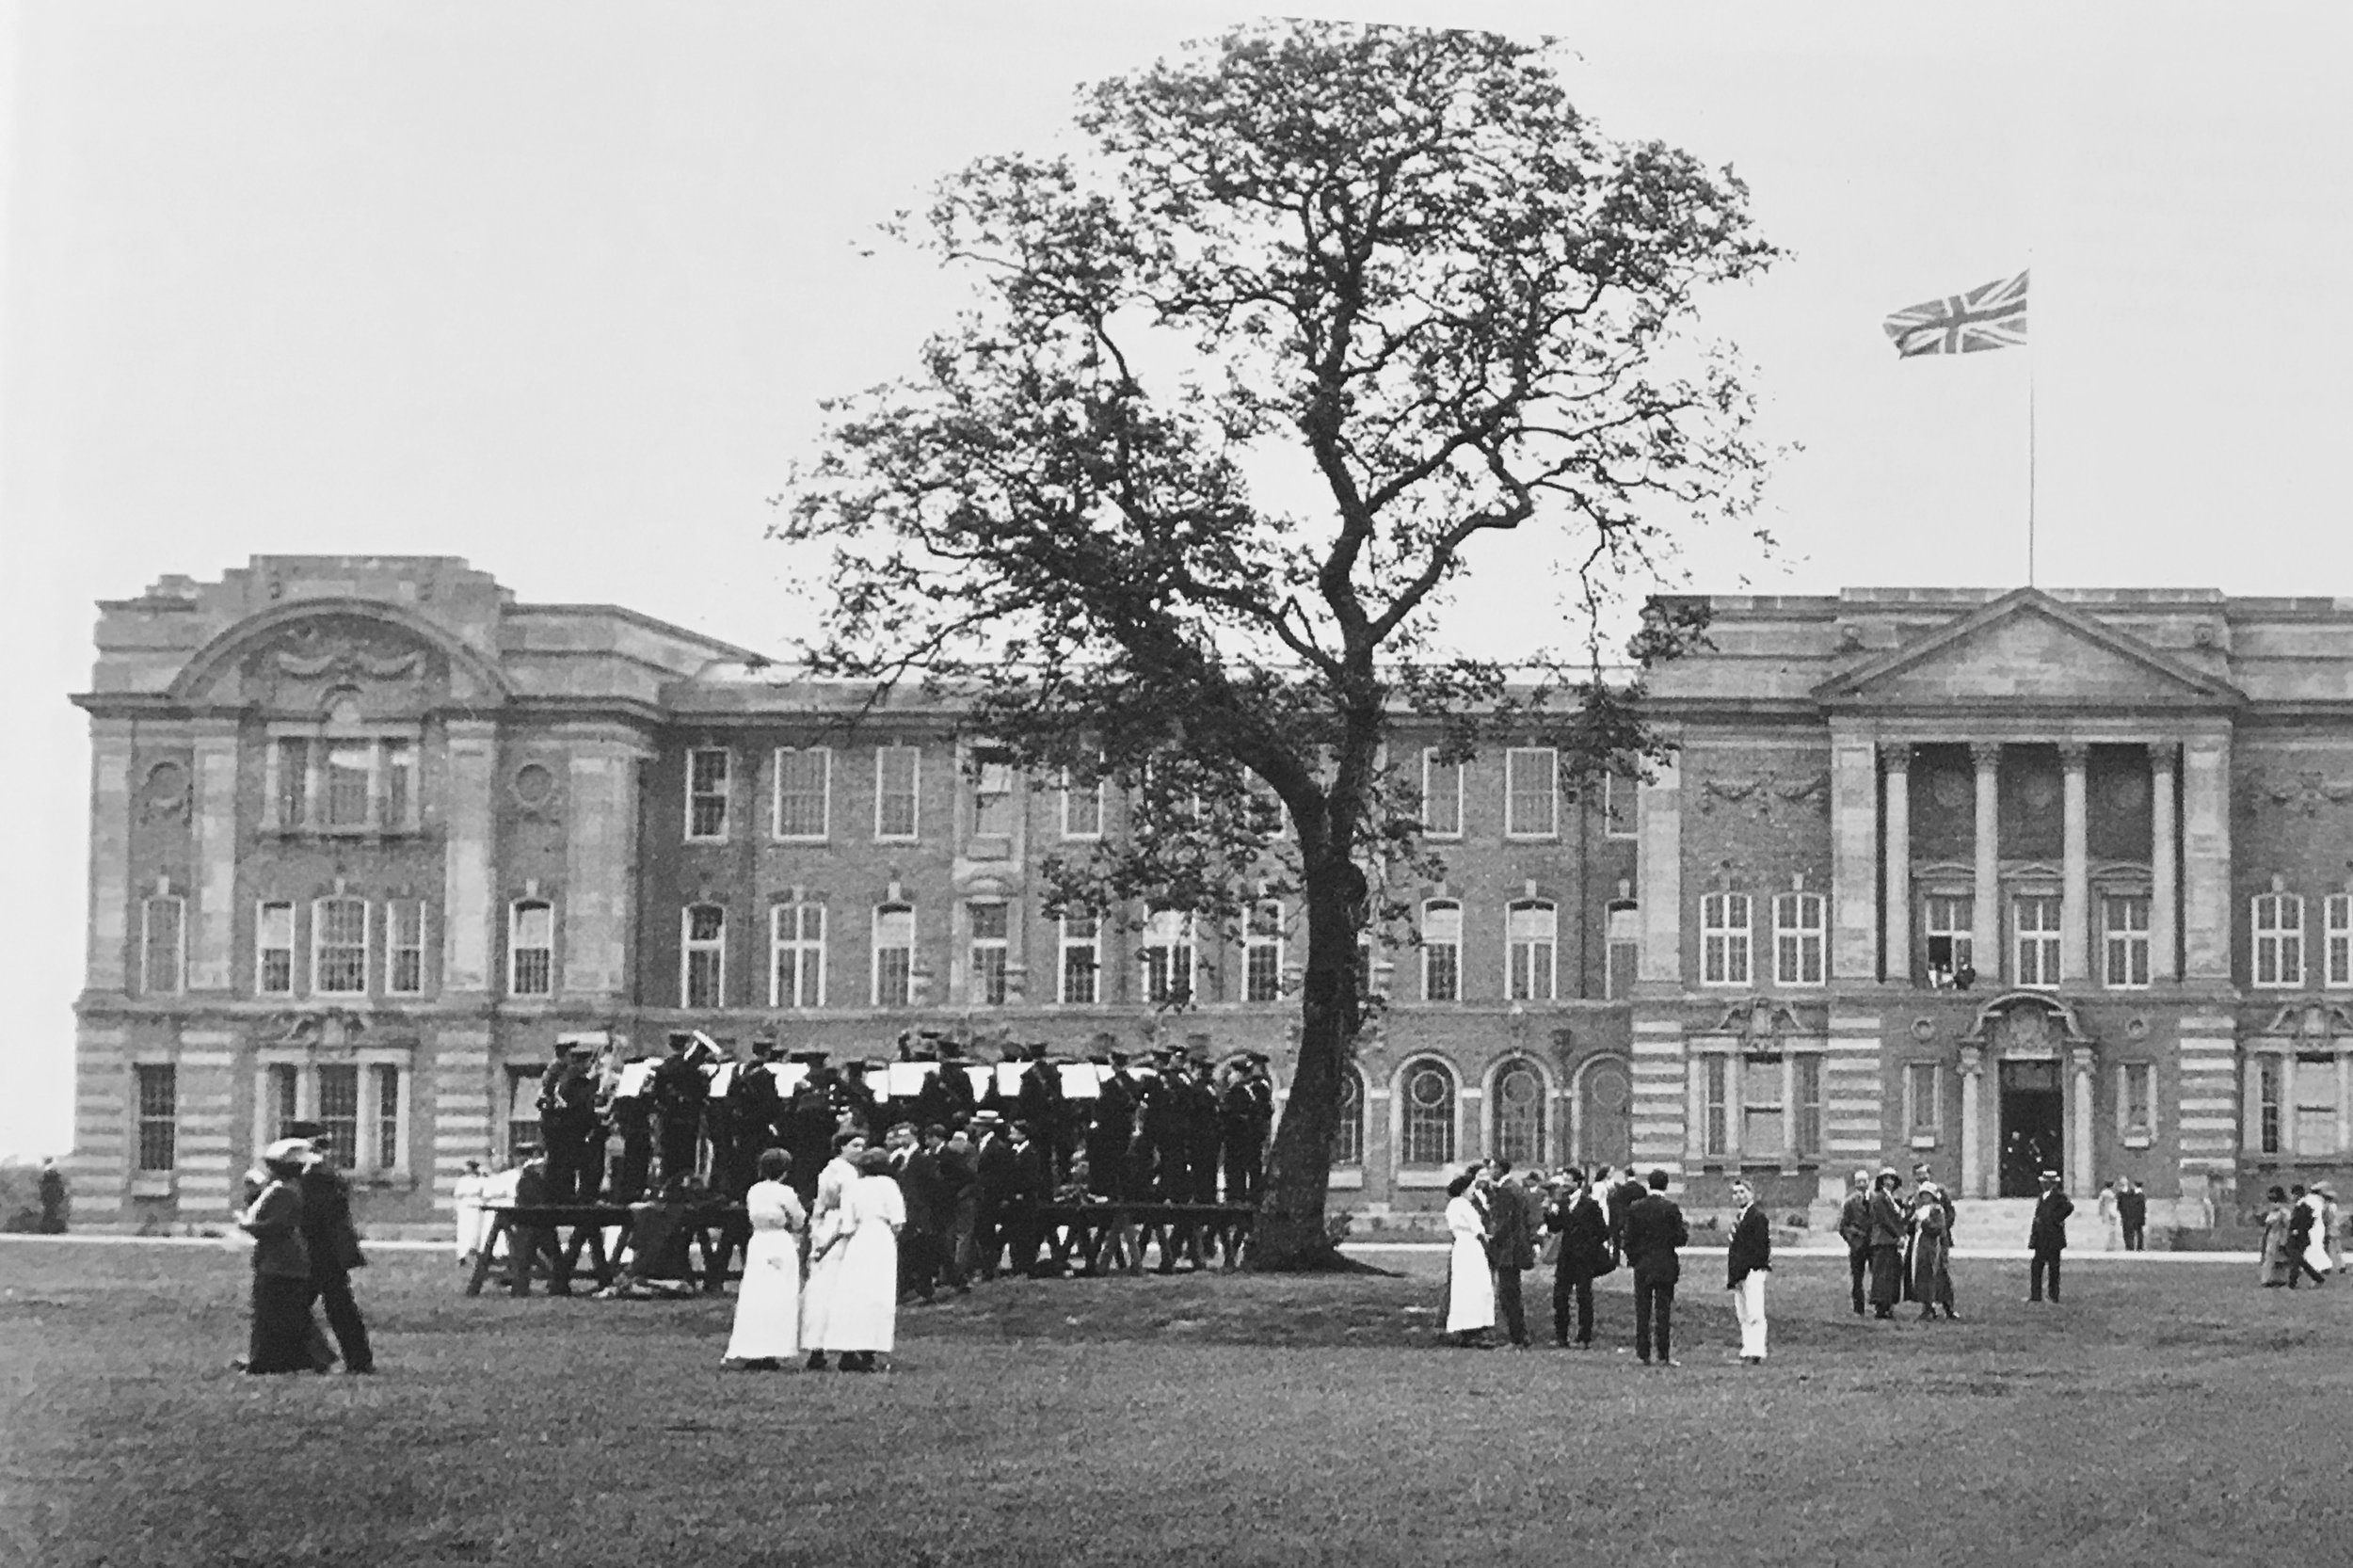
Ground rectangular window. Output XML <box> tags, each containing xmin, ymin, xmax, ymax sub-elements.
<box><xmin>1700</xmin><ymin>893</ymin><xmax>1753</xmax><ymax>987</ymax></box>
<box><xmin>1422</xmin><ymin>901</ymin><xmax>1463</xmax><ymax>1002</ymax></box>
<box><xmin>1504</xmin><ymin>748</ymin><xmax>1558</xmax><ymax>839</ymax></box>
<box><xmin>1062</xmin><ymin>769</ymin><xmax>1105</xmax><ymax>840</ymax></box>
<box><xmin>1792</xmin><ymin>1054</ymin><xmax>1823</xmax><ymax>1156</ymax></box>
<box><xmin>1419</xmin><ymin>750</ymin><xmax>1464</xmax><ymax>840</ymax></box>
<box><xmin>2013</xmin><ymin>894</ymin><xmax>2062</xmax><ymax>990</ymax></box>
<box><xmin>312</xmin><ymin>897</ymin><xmax>369</xmax><ymax>996</ymax></box>
<box><xmin>1335</xmin><ymin>1071</ymin><xmax>1365</xmax><ymax>1167</ymax></box>
<box><xmin>1059</xmin><ymin>913</ymin><xmax>1101</xmax><ymax>1005</ymax></box>
<box><xmin>969</xmin><ymin>751</ymin><xmax>1015</xmax><ymax>843</ymax></box>
<box><xmin>1603</xmin><ymin>771</ymin><xmax>1638</xmax><ymax>840</ymax></box>
<box><xmin>509</xmin><ymin>901</ymin><xmax>554</xmax><ymax>997</ymax></box>
<box><xmin>2295</xmin><ymin>1056</ymin><xmax>2337</xmax><ymax>1157</ymax></box>
<box><xmin>386</xmin><ymin>900</ymin><xmax>425</xmax><ymax>995</ymax></box>
<box><xmin>1741</xmin><ymin>1056</ymin><xmax>1785</xmax><ymax>1160</ymax></box>
<box><xmin>256</xmin><ymin>902</ymin><xmax>296</xmax><ymax>996</ymax></box>
<box><xmin>2329</xmin><ymin>894</ymin><xmax>2353</xmax><ymax>989</ymax></box>
<box><xmin>266</xmin><ymin>1064</ymin><xmax>300</xmax><ymax>1142</ymax></box>
<box><xmin>141</xmin><ymin>895</ymin><xmax>185</xmax><ymax>996</ymax></box>
<box><xmin>872</xmin><ymin>904</ymin><xmax>915</xmax><ymax>1007</ymax></box>
<box><xmin>1702</xmin><ymin>1055</ymin><xmax>1729</xmax><ymax>1159</ymax></box>
<box><xmin>2103</xmin><ymin>894</ymin><xmax>2151</xmax><ymax>989</ymax></box>
<box><xmin>773</xmin><ymin>747</ymin><xmax>831</xmax><ymax>840</ymax></box>
<box><xmin>1140</xmin><ymin>909</ymin><xmax>1195</xmax><ymax>1006</ymax></box>
<box><xmin>682</xmin><ymin>904</ymin><xmax>726</xmax><ymax>1008</ymax></box>
<box><xmin>505</xmin><ymin>1068</ymin><xmax>544</xmax><ymax>1164</ymax></box>
<box><xmin>1923</xmin><ymin>894</ymin><xmax>1975</xmax><ymax>984</ymax></box>
<box><xmin>770</xmin><ymin>903</ymin><xmax>825</xmax><ymax>1009</ymax></box>
<box><xmin>686</xmin><ymin>749</ymin><xmax>730</xmax><ymax>840</ymax></box>
<box><xmin>968</xmin><ymin>902</ymin><xmax>1011</xmax><ymax>1005</ymax></box>
<box><xmin>277</xmin><ymin>738</ymin><xmax>310</xmax><ymax>826</ymax></box>
<box><xmin>1907</xmin><ymin>1061</ymin><xmax>1942</xmax><ymax>1140</ymax></box>
<box><xmin>324</xmin><ymin>743</ymin><xmax>373</xmax><ymax>829</ymax></box>
<box><xmin>2254</xmin><ymin>893</ymin><xmax>2306</xmax><ymax>989</ymax></box>
<box><xmin>135</xmin><ymin>1064</ymin><xmax>177</xmax><ymax>1172</ymax></box>
<box><xmin>874</xmin><ymin>745</ymin><xmax>921</xmax><ymax>840</ymax></box>
<box><xmin>383</xmin><ymin>740</ymin><xmax>415</xmax><ymax>829</ymax></box>
<box><xmin>1507</xmin><ymin>901</ymin><xmax>1556</xmax><ymax>1001</ymax></box>
<box><xmin>2121</xmin><ymin>1061</ymin><xmax>2155</xmax><ymax>1144</ymax></box>
<box><xmin>1772</xmin><ymin>892</ymin><xmax>1825</xmax><ymax>986</ymax></box>
<box><xmin>373</xmin><ymin>1064</ymin><xmax>402</xmax><ymax>1172</ymax></box>
<box><xmin>317</xmin><ymin>1064</ymin><xmax>360</xmax><ymax>1170</ymax></box>
<box><xmin>2259</xmin><ymin>1055</ymin><xmax>2284</xmax><ymax>1156</ymax></box>
<box><xmin>1245</xmin><ymin>902</ymin><xmax>1284</xmax><ymax>1003</ymax></box>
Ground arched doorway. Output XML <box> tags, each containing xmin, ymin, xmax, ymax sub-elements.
<box><xmin>1577</xmin><ymin>1055</ymin><xmax>1633</xmax><ymax>1171</ymax></box>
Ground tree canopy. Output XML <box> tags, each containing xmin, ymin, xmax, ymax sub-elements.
<box><xmin>779</xmin><ymin>20</ymin><xmax>1778</xmax><ymax>1267</ymax></box>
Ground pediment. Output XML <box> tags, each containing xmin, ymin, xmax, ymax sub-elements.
<box><xmin>1815</xmin><ymin>589</ymin><xmax>2243</xmax><ymax>709</ymax></box>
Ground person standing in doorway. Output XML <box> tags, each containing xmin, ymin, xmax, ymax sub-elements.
<box><xmin>1622</xmin><ymin>1169</ymin><xmax>1688</xmax><ymax>1368</ymax></box>
<box><xmin>2028</xmin><ymin>1170</ymin><xmax>2073</xmax><ymax>1304</ymax></box>
<box><xmin>1725</xmin><ymin>1177</ymin><xmax>1770</xmax><ymax>1365</ymax></box>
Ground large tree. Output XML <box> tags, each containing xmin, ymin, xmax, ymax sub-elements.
<box><xmin>779</xmin><ymin>21</ymin><xmax>1776</xmax><ymax>1268</ymax></box>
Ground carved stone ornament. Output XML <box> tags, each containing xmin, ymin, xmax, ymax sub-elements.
<box><xmin>511</xmin><ymin>761</ymin><xmax>559</xmax><ymax>813</ymax></box>
<box><xmin>139</xmin><ymin>760</ymin><xmax>189</xmax><ymax>820</ymax></box>
<box><xmin>2243</xmin><ymin>767</ymin><xmax>2353</xmax><ymax>818</ymax></box>
<box><xmin>2124</xmin><ymin>1015</ymin><xmax>2151</xmax><ymax>1042</ymax></box>
<box><xmin>1959</xmin><ymin>991</ymin><xmax>2097</xmax><ymax>1056</ymax></box>
<box><xmin>270</xmin><ymin>624</ymin><xmax>423</xmax><ymax>683</ymax></box>
<box><xmin>1712</xmin><ymin>997</ymin><xmax>1802</xmax><ymax>1046</ymax></box>
<box><xmin>2261</xmin><ymin>1001</ymin><xmax>2353</xmax><ymax>1048</ymax></box>
<box><xmin>258</xmin><ymin>1007</ymin><xmax>370</xmax><ymax>1048</ymax></box>
<box><xmin>1698</xmin><ymin>771</ymin><xmax>1830</xmax><ymax>819</ymax></box>
<box><xmin>1910</xmin><ymin>1016</ymin><xmax>1938</xmax><ymax>1043</ymax></box>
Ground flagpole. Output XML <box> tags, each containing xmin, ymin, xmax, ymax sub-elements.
<box><xmin>2027</xmin><ymin>355</ymin><xmax>2037</xmax><ymax>588</ymax></box>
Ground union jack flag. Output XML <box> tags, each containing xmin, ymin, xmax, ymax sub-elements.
<box><xmin>1882</xmin><ymin>270</ymin><xmax>2029</xmax><ymax>357</ymax></box>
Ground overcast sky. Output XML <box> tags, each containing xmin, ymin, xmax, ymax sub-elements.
<box><xmin>6</xmin><ymin>1</ymin><xmax>2349</xmax><ymax>1158</ymax></box>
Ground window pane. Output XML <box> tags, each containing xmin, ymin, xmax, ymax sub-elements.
<box><xmin>325</xmin><ymin>744</ymin><xmax>373</xmax><ymax>827</ymax></box>
<box><xmin>1335</xmin><ymin>1069</ymin><xmax>1364</xmax><ymax>1165</ymax></box>
<box><xmin>877</xmin><ymin>747</ymin><xmax>920</xmax><ymax>838</ymax></box>
<box><xmin>874</xmin><ymin>905</ymin><xmax>914</xmax><ymax>1006</ymax></box>
<box><xmin>315</xmin><ymin>899</ymin><xmax>368</xmax><ymax>994</ymax></box>
<box><xmin>1401</xmin><ymin>1064</ymin><xmax>1455</xmax><ymax>1165</ymax></box>
<box><xmin>1792</xmin><ymin>1055</ymin><xmax>1822</xmax><ymax>1154</ymax></box>
<box><xmin>374</xmin><ymin>1064</ymin><xmax>401</xmax><ymax>1171</ymax></box>
<box><xmin>317</xmin><ymin>1064</ymin><xmax>359</xmax><ymax>1169</ymax></box>
<box><xmin>1422</xmin><ymin>753</ymin><xmax>1463</xmax><ymax>837</ymax></box>
<box><xmin>1493</xmin><ymin>1062</ymin><xmax>1545</xmax><ymax>1165</ymax></box>
<box><xmin>1506</xmin><ymin>749</ymin><xmax>1556</xmax><ymax>837</ymax></box>
<box><xmin>258</xmin><ymin>901</ymin><xmax>296</xmax><ymax>995</ymax></box>
<box><xmin>135</xmin><ymin>1064</ymin><xmax>176</xmax><ymax>1172</ymax></box>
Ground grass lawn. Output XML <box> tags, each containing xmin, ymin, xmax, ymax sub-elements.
<box><xmin>2</xmin><ymin>1240</ymin><xmax>2347</xmax><ymax>1567</ymax></box>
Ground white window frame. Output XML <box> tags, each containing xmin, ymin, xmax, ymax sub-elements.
<box><xmin>1700</xmin><ymin>1053</ymin><xmax>1731</xmax><ymax>1159</ymax></box>
<box><xmin>1140</xmin><ymin>908</ymin><xmax>1196</xmax><ymax>1007</ymax></box>
<box><xmin>140</xmin><ymin>893</ymin><xmax>186</xmax><ymax>996</ymax></box>
<box><xmin>1771</xmin><ymin>891</ymin><xmax>1825</xmax><ymax>987</ymax></box>
<box><xmin>312</xmin><ymin>895</ymin><xmax>371</xmax><ymax>998</ymax></box>
<box><xmin>1419</xmin><ymin>749</ymin><xmax>1465</xmax><ymax>840</ymax></box>
<box><xmin>2103</xmin><ymin>893</ymin><xmax>2152</xmax><ymax>990</ymax></box>
<box><xmin>681</xmin><ymin>904</ymin><xmax>727</xmax><ymax>1009</ymax></box>
<box><xmin>1061</xmin><ymin>768</ymin><xmax>1105</xmax><ymax>840</ymax></box>
<box><xmin>967</xmin><ymin>900</ymin><xmax>1011</xmax><ymax>1006</ymax></box>
<box><xmin>968</xmin><ymin>749</ymin><xmax>1016</xmax><ymax>845</ymax></box>
<box><xmin>508</xmin><ymin>899</ymin><xmax>555</xmax><ymax>998</ymax></box>
<box><xmin>1244</xmin><ymin>900</ymin><xmax>1285</xmax><ymax>1004</ymax></box>
<box><xmin>2291</xmin><ymin>1052</ymin><xmax>2339</xmax><ymax>1157</ymax></box>
<box><xmin>872</xmin><ymin>904</ymin><xmax>915</xmax><ymax>1007</ymax></box>
<box><xmin>2328</xmin><ymin>894</ymin><xmax>2353</xmax><ymax>989</ymax></box>
<box><xmin>256</xmin><ymin>901</ymin><xmax>296</xmax><ymax>997</ymax></box>
<box><xmin>1504</xmin><ymin>747</ymin><xmax>1559</xmax><ymax>840</ymax></box>
<box><xmin>1740</xmin><ymin>1053</ymin><xmax>1787</xmax><ymax>1161</ymax></box>
<box><xmin>1058</xmin><ymin>911</ymin><xmax>1101</xmax><ymax>1005</ymax></box>
<box><xmin>1397</xmin><ymin>1057</ymin><xmax>1458</xmax><ymax>1168</ymax></box>
<box><xmin>685</xmin><ymin>748</ymin><xmax>731</xmax><ymax>842</ymax></box>
<box><xmin>1505</xmin><ymin>899</ymin><xmax>1557</xmax><ymax>1001</ymax></box>
<box><xmin>874</xmin><ymin>745</ymin><xmax>921</xmax><ymax>841</ymax></box>
<box><xmin>2254</xmin><ymin>892</ymin><xmax>2306</xmax><ymax>989</ymax></box>
<box><xmin>134</xmin><ymin>1063</ymin><xmax>178</xmax><ymax>1174</ymax></box>
<box><xmin>770</xmin><ymin>902</ymin><xmax>826</xmax><ymax>1009</ymax></box>
<box><xmin>2013</xmin><ymin>893</ymin><xmax>2062</xmax><ymax>991</ymax></box>
<box><xmin>1700</xmin><ymin>892</ymin><xmax>1753</xmax><ymax>987</ymax></box>
<box><xmin>263</xmin><ymin>726</ymin><xmax>424</xmax><ymax>836</ymax></box>
<box><xmin>1923</xmin><ymin>892</ymin><xmax>1976</xmax><ymax>984</ymax></box>
<box><xmin>250</xmin><ymin>1049</ymin><xmax>415</xmax><ymax>1179</ymax></box>
<box><xmin>385</xmin><ymin>898</ymin><xmax>427</xmax><ymax>996</ymax></box>
<box><xmin>771</xmin><ymin>746</ymin><xmax>832</xmax><ymax>841</ymax></box>
<box><xmin>1421</xmin><ymin>899</ymin><xmax>1464</xmax><ymax>1002</ymax></box>
<box><xmin>1606</xmin><ymin>903</ymin><xmax>1641</xmax><ymax>1001</ymax></box>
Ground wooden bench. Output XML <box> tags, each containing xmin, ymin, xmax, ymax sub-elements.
<box><xmin>1035</xmin><ymin>1201</ymin><xmax>1255</xmax><ymax>1276</ymax></box>
<box><xmin>465</xmin><ymin>1203</ymin><xmax>749</xmax><ymax>1297</ymax></box>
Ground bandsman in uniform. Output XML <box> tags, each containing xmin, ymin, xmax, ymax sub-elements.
<box><xmin>1182</xmin><ymin>1054</ymin><xmax>1222</xmax><ymax>1203</ymax></box>
<box><xmin>1085</xmin><ymin>1051</ymin><xmax>1139</xmax><ymax>1200</ymax></box>
<box><xmin>1015</xmin><ymin>1044</ymin><xmax>1067</xmax><ymax>1183</ymax></box>
<box><xmin>650</xmin><ymin>1032</ymin><xmax>712</xmax><ymax>1190</ymax></box>
<box><xmin>605</xmin><ymin>1048</ymin><xmax>658</xmax><ymax>1204</ymax></box>
<box><xmin>1220</xmin><ymin>1053</ymin><xmax>1276</xmax><ymax>1203</ymax></box>
<box><xmin>537</xmin><ymin>1040</ymin><xmax>603</xmax><ymax>1203</ymax></box>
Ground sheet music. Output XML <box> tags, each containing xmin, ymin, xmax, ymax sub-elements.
<box><xmin>965</xmin><ymin>1065</ymin><xmax>993</xmax><ymax>1097</ymax></box>
<box><xmin>613</xmin><ymin>1061</ymin><xmax>657</xmax><ymax>1098</ymax></box>
<box><xmin>772</xmin><ymin>1064</ymin><xmax>809</xmax><ymax>1094</ymax></box>
<box><xmin>865</xmin><ymin>1068</ymin><xmax>890</xmax><ymax>1098</ymax></box>
<box><xmin>707</xmin><ymin>1063</ymin><xmax>737</xmax><ymax>1096</ymax></box>
<box><xmin>994</xmin><ymin>1063</ymin><xmax>1026</xmax><ymax>1096</ymax></box>
<box><xmin>1058</xmin><ymin>1064</ymin><xmax>1100</xmax><ymax>1099</ymax></box>
<box><xmin>887</xmin><ymin>1062</ymin><xmax>935</xmax><ymax>1096</ymax></box>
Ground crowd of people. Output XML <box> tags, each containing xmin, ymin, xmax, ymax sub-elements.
<box><xmin>2257</xmin><ymin>1181</ymin><xmax>2340</xmax><ymax>1288</ymax></box>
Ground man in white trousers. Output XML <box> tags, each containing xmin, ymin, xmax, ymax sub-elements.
<box><xmin>1726</xmin><ymin>1177</ymin><xmax>1771</xmax><ymax>1366</ymax></box>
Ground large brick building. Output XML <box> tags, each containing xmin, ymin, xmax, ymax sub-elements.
<box><xmin>66</xmin><ymin>559</ymin><xmax>2353</xmax><ymax>1235</ymax></box>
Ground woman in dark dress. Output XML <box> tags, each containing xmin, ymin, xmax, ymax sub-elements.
<box><xmin>236</xmin><ymin>1139</ymin><xmax>320</xmax><ymax>1373</ymax></box>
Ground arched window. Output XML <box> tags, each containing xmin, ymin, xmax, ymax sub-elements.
<box><xmin>1491</xmin><ymin>1058</ymin><xmax>1546</xmax><ymax>1166</ymax></box>
<box><xmin>1335</xmin><ymin>1066</ymin><xmax>1365</xmax><ymax>1167</ymax></box>
<box><xmin>1400</xmin><ymin>1059</ymin><xmax>1456</xmax><ymax>1167</ymax></box>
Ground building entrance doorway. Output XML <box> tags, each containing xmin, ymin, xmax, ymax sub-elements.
<box><xmin>1998</xmin><ymin>1059</ymin><xmax>2064</xmax><ymax>1198</ymax></box>
<box><xmin>1577</xmin><ymin>1057</ymin><xmax>1632</xmax><ymax>1171</ymax></box>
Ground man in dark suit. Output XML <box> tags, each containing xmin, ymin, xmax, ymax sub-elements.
<box><xmin>1609</xmin><ymin>1165</ymin><xmax>1645</xmax><ymax>1265</ymax></box>
<box><xmin>1543</xmin><ymin>1167</ymin><xmax>1612</xmax><ymax>1348</ymax></box>
<box><xmin>1725</xmin><ymin>1176</ymin><xmax>1771</xmax><ymax>1365</ymax></box>
<box><xmin>1087</xmin><ymin>1053</ymin><xmax>1140</xmax><ymax>1200</ymax></box>
<box><xmin>969</xmin><ymin>1110</ymin><xmax>1014</xmax><ymax>1280</ymax></box>
<box><xmin>284</xmin><ymin>1121</ymin><xmax>374</xmax><ymax>1373</ymax></box>
<box><xmin>537</xmin><ymin>1043</ymin><xmax>602</xmax><ymax>1203</ymax></box>
<box><xmin>1004</xmin><ymin>1119</ymin><xmax>1053</xmax><ymax>1277</ymax></box>
<box><xmin>2117</xmin><ymin>1176</ymin><xmax>2148</xmax><ymax>1252</ymax></box>
<box><xmin>1836</xmin><ymin>1168</ymin><xmax>1873</xmax><ymax>1316</ymax></box>
<box><xmin>1219</xmin><ymin>1054</ymin><xmax>1276</xmax><ymax>1203</ymax></box>
<box><xmin>897</xmin><ymin>1124</ymin><xmax>953</xmax><ymax>1304</ymax></box>
<box><xmin>650</xmin><ymin>1032</ymin><xmax>712</xmax><ymax>1190</ymax></box>
<box><xmin>1481</xmin><ymin>1160</ymin><xmax>1535</xmax><ymax>1348</ymax></box>
<box><xmin>1621</xmin><ymin>1168</ymin><xmax>1688</xmax><ymax>1367</ymax></box>
<box><xmin>2028</xmin><ymin>1169</ymin><xmax>2074</xmax><ymax>1303</ymax></box>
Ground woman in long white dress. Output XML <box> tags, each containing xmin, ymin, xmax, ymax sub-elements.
<box><xmin>723</xmin><ymin>1149</ymin><xmax>808</xmax><ymax>1370</ymax></box>
<box><xmin>815</xmin><ymin>1148</ymin><xmax>907</xmax><ymax>1373</ymax></box>
<box><xmin>1443</xmin><ymin>1169</ymin><xmax>1496</xmax><ymax>1347</ymax></box>
<box><xmin>453</xmin><ymin>1159</ymin><xmax>488</xmax><ymax>1266</ymax></box>
<box><xmin>798</xmin><ymin>1131</ymin><xmax>867</xmax><ymax>1368</ymax></box>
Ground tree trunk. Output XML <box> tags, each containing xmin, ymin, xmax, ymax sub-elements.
<box><xmin>1247</xmin><ymin>856</ymin><xmax>1356</xmax><ymax>1271</ymax></box>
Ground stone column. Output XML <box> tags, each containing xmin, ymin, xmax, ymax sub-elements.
<box><xmin>1831</xmin><ymin>733</ymin><xmax>1881</xmax><ymax>982</ymax></box>
<box><xmin>2059</xmin><ymin>742</ymin><xmax>2091</xmax><ymax>984</ymax></box>
<box><xmin>1971</xmin><ymin>743</ymin><xmax>2002</xmax><ymax>985</ymax></box>
<box><xmin>561</xmin><ymin>730</ymin><xmax>648</xmax><ymax>1001</ymax></box>
<box><xmin>2149</xmin><ymin>744</ymin><xmax>2179</xmax><ymax>984</ymax></box>
<box><xmin>2070</xmin><ymin>1045</ymin><xmax>2098</xmax><ymax>1198</ymax></box>
<box><xmin>86</xmin><ymin>718</ymin><xmax>136</xmax><ymax>994</ymax></box>
<box><xmin>1883</xmin><ymin>745</ymin><xmax>1912</xmax><ymax>984</ymax></box>
<box><xmin>1635</xmin><ymin>745</ymin><xmax>1682</xmax><ymax>990</ymax></box>
<box><xmin>188</xmin><ymin>720</ymin><xmax>242</xmax><ymax>992</ymax></box>
<box><xmin>1958</xmin><ymin>1045</ymin><xmax>1986</xmax><ymax>1199</ymax></box>
<box><xmin>441</xmin><ymin>719</ymin><xmax>499</xmax><ymax>994</ymax></box>
<box><xmin>2182</xmin><ymin>734</ymin><xmax>2233</xmax><ymax>981</ymax></box>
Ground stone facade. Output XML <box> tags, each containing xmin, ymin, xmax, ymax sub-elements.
<box><xmin>69</xmin><ymin>563</ymin><xmax>2353</xmax><ymax>1236</ymax></box>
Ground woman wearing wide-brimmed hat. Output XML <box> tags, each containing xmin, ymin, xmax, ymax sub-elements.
<box><xmin>235</xmin><ymin>1139</ymin><xmax>324</xmax><ymax>1373</ymax></box>
<box><xmin>1441</xmin><ymin>1168</ymin><xmax>1496</xmax><ymax>1347</ymax></box>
